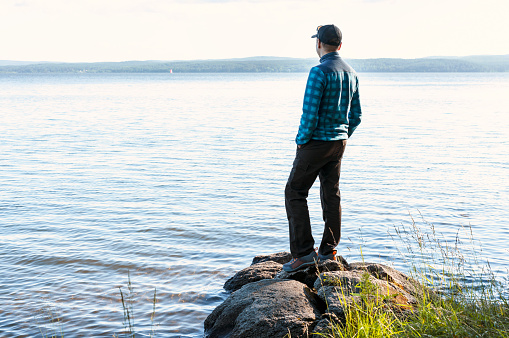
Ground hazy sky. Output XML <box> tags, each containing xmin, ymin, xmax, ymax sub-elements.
<box><xmin>1</xmin><ymin>0</ymin><xmax>508</xmax><ymax>62</ymax></box>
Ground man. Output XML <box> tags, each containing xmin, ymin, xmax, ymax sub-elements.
<box><xmin>283</xmin><ymin>24</ymin><xmax>362</xmax><ymax>272</ymax></box>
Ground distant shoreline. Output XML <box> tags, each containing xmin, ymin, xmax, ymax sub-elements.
<box><xmin>1</xmin><ymin>55</ymin><xmax>508</xmax><ymax>73</ymax></box>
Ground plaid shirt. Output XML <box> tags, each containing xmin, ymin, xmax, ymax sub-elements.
<box><xmin>296</xmin><ymin>52</ymin><xmax>362</xmax><ymax>145</ymax></box>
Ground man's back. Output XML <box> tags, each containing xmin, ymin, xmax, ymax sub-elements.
<box><xmin>296</xmin><ymin>51</ymin><xmax>362</xmax><ymax>145</ymax></box>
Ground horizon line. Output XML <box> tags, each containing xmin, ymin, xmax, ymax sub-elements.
<box><xmin>2</xmin><ymin>53</ymin><xmax>509</xmax><ymax>65</ymax></box>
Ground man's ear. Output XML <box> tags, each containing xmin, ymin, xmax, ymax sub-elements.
<box><xmin>317</xmin><ymin>39</ymin><xmax>322</xmax><ymax>49</ymax></box>
<box><xmin>337</xmin><ymin>43</ymin><xmax>343</xmax><ymax>51</ymax></box>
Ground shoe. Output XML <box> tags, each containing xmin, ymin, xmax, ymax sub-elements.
<box><xmin>318</xmin><ymin>249</ymin><xmax>337</xmax><ymax>262</ymax></box>
<box><xmin>283</xmin><ymin>251</ymin><xmax>318</xmax><ymax>272</ymax></box>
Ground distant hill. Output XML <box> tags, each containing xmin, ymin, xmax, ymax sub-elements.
<box><xmin>458</xmin><ymin>55</ymin><xmax>509</xmax><ymax>72</ymax></box>
<box><xmin>348</xmin><ymin>58</ymin><xmax>484</xmax><ymax>72</ymax></box>
<box><xmin>423</xmin><ymin>55</ymin><xmax>509</xmax><ymax>72</ymax></box>
<box><xmin>0</xmin><ymin>60</ymin><xmax>53</xmax><ymax>66</ymax></box>
<box><xmin>1</xmin><ymin>55</ymin><xmax>508</xmax><ymax>73</ymax></box>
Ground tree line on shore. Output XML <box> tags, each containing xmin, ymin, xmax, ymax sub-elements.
<box><xmin>1</xmin><ymin>55</ymin><xmax>508</xmax><ymax>73</ymax></box>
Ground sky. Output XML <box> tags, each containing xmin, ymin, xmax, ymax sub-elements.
<box><xmin>1</xmin><ymin>0</ymin><xmax>508</xmax><ymax>62</ymax></box>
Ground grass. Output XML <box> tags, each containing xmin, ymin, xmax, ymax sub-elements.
<box><xmin>119</xmin><ymin>271</ymin><xmax>136</xmax><ymax>338</ymax></box>
<box><xmin>324</xmin><ymin>272</ymin><xmax>404</xmax><ymax>338</ymax></box>
<box><xmin>116</xmin><ymin>270</ymin><xmax>158</xmax><ymax>338</ymax></box>
<box><xmin>313</xmin><ymin>214</ymin><xmax>509</xmax><ymax>338</ymax></box>
<box><xmin>34</xmin><ymin>300</ymin><xmax>64</xmax><ymax>338</ymax></box>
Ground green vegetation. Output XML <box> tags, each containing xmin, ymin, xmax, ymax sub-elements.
<box><xmin>323</xmin><ymin>271</ymin><xmax>404</xmax><ymax>338</ymax></box>
<box><xmin>116</xmin><ymin>271</ymin><xmax>158</xmax><ymax>338</ymax></box>
<box><xmin>312</xmin><ymin>215</ymin><xmax>509</xmax><ymax>338</ymax></box>
<box><xmin>34</xmin><ymin>301</ymin><xmax>64</xmax><ymax>338</ymax></box>
<box><xmin>1</xmin><ymin>55</ymin><xmax>508</xmax><ymax>73</ymax></box>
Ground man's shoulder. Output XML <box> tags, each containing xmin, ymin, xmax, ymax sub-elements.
<box><xmin>307</xmin><ymin>66</ymin><xmax>326</xmax><ymax>82</ymax></box>
<box><xmin>316</xmin><ymin>57</ymin><xmax>357</xmax><ymax>75</ymax></box>
<box><xmin>309</xmin><ymin>65</ymin><xmax>325</xmax><ymax>74</ymax></box>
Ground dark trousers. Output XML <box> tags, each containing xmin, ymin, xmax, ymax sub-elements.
<box><xmin>285</xmin><ymin>139</ymin><xmax>347</xmax><ymax>258</ymax></box>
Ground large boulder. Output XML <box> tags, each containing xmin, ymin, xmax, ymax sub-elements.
<box><xmin>204</xmin><ymin>279</ymin><xmax>321</xmax><ymax>338</ymax></box>
<box><xmin>223</xmin><ymin>261</ymin><xmax>283</xmax><ymax>292</ymax></box>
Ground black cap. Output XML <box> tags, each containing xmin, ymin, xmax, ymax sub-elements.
<box><xmin>311</xmin><ymin>25</ymin><xmax>342</xmax><ymax>46</ymax></box>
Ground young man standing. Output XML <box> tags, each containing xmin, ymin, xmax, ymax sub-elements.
<box><xmin>283</xmin><ymin>24</ymin><xmax>362</xmax><ymax>272</ymax></box>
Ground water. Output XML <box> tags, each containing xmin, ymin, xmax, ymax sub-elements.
<box><xmin>1</xmin><ymin>72</ymin><xmax>508</xmax><ymax>337</ymax></box>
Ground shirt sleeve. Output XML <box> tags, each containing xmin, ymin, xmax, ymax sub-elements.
<box><xmin>347</xmin><ymin>77</ymin><xmax>362</xmax><ymax>138</ymax></box>
<box><xmin>295</xmin><ymin>67</ymin><xmax>326</xmax><ymax>145</ymax></box>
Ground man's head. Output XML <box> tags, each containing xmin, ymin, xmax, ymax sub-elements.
<box><xmin>312</xmin><ymin>24</ymin><xmax>342</xmax><ymax>56</ymax></box>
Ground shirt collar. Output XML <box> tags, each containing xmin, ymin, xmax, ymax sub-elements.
<box><xmin>320</xmin><ymin>51</ymin><xmax>340</xmax><ymax>63</ymax></box>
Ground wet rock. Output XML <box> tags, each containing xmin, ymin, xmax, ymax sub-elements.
<box><xmin>204</xmin><ymin>279</ymin><xmax>320</xmax><ymax>338</ymax></box>
<box><xmin>251</xmin><ymin>251</ymin><xmax>292</xmax><ymax>265</ymax></box>
<box><xmin>223</xmin><ymin>261</ymin><xmax>282</xmax><ymax>292</ymax></box>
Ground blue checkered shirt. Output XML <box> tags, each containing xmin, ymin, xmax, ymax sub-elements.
<box><xmin>296</xmin><ymin>52</ymin><xmax>362</xmax><ymax>145</ymax></box>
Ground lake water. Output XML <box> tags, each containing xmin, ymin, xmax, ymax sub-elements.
<box><xmin>1</xmin><ymin>72</ymin><xmax>508</xmax><ymax>337</ymax></box>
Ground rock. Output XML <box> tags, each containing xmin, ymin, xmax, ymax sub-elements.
<box><xmin>223</xmin><ymin>261</ymin><xmax>282</xmax><ymax>292</ymax></box>
<box><xmin>311</xmin><ymin>312</ymin><xmax>340</xmax><ymax>334</ymax></box>
<box><xmin>311</xmin><ymin>317</ymin><xmax>333</xmax><ymax>334</ymax></box>
<box><xmin>349</xmin><ymin>262</ymin><xmax>423</xmax><ymax>301</ymax></box>
<box><xmin>204</xmin><ymin>279</ymin><xmax>320</xmax><ymax>338</ymax></box>
<box><xmin>251</xmin><ymin>251</ymin><xmax>292</xmax><ymax>265</ymax></box>
<box><xmin>334</xmin><ymin>255</ymin><xmax>350</xmax><ymax>269</ymax></box>
<box><xmin>314</xmin><ymin>270</ymin><xmax>366</xmax><ymax>292</ymax></box>
<box><xmin>275</xmin><ymin>257</ymin><xmax>348</xmax><ymax>288</ymax></box>
<box><xmin>314</xmin><ymin>264</ymin><xmax>420</xmax><ymax>318</ymax></box>
<box><xmin>316</xmin><ymin>285</ymin><xmax>364</xmax><ymax>319</ymax></box>
<box><xmin>206</xmin><ymin>254</ymin><xmax>427</xmax><ymax>337</ymax></box>
<box><xmin>321</xmin><ymin>257</ymin><xmax>349</xmax><ymax>272</ymax></box>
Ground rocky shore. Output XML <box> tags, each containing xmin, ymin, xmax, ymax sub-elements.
<box><xmin>204</xmin><ymin>252</ymin><xmax>425</xmax><ymax>338</ymax></box>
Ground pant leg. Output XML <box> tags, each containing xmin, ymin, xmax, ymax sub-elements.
<box><xmin>285</xmin><ymin>149</ymin><xmax>320</xmax><ymax>258</ymax></box>
<box><xmin>318</xmin><ymin>140</ymin><xmax>347</xmax><ymax>256</ymax></box>
<box><xmin>285</xmin><ymin>140</ymin><xmax>344</xmax><ymax>258</ymax></box>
